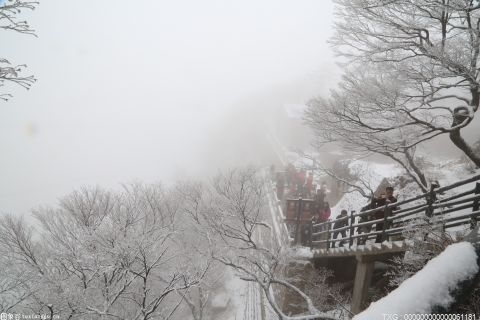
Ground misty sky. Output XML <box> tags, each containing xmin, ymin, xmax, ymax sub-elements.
<box><xmin>0</xmin><ymin>1</ymin><xmax>339</xmax><ymax>214</ymax></box>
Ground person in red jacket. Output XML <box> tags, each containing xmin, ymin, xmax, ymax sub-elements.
<box><xmin>314</xmin><ymin>201</ymin><xmax>331</xmax><ymax>223</ymax></box>
<box><xmin>305</xmin><ymin>172</ymin><xmax>314</xmax><ymax>197</ymax></box>
<box><xmin>320</xmin><ymin>202</ymin><xmax>331</xmax><ymax>221</ymax></box>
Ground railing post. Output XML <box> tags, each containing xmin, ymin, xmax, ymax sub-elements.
<box><xmin>470</xmin><ymin>182</ymin><xmax>480</xmax><ymax>230</ymax></box>
<box><xmin>349</xmin><ymin>210</ymin><xmax>355</xmax><ymax>247</ymax></box>
<box><xmin>326</xmin><ymin>221</ymin><xmax>331</xmax><ymax>251</ymax></box>
<box><xmin>381</xmin><ymin>205</ymin><xmax>389</xmax><ymax>243</ymax></box>
<box><xmin>425</xmin><ymin>184</ymin><xmax>436</xmax><ymax>217</ymax></box>
<box><xmin>294</xmin><ymin>198</ymin><xmax>303</xmax><ymax>245</ymax></box>
<box><xmin>308</xmin><ymin>219</ymin><xmax>313</xmax><ymax>249</ymax></box>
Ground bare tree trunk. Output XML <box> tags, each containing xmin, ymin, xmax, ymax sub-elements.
<box><xmin>450</xmin><ymin>90</ymin><xmax>480</xmax><ymax>168</ymax></box>
<box><xmin>450</xmin><ymin>129</ymin><xmax>480</xmax><ymax>167</ymax></box>
<box><xmin>405</xmin><ymin>148</ymin><xmax>429</xmax><ymax>192</ymax></box>
<box><xmin>47</xmin><ymin>305</ymin><xmax>54</xmax><ymax>320</ymax></box>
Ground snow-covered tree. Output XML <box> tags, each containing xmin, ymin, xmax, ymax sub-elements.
<box><xmin>199</xmin><ymin>166</ymin><xmax>340</xmax><ymax>320</ymax></box>
<box><xmin>0</xmin><ymin>169</ymin><xmax>349</xmax><ymax>320</ymax></box>
<box><xmin>173</xmin><ymin>180</ymin><xmax>227</xmax><ymax>320</ymax></box>
<box><xmin>306</xmin><ymin>0</ymin><xmax>480</xmax><ymax>189</ymax></box>
<box><xmin>306</xmin><ymin>67</ymin><xmax>431</xmax><ymax>192</ymax></box>
<box><xmin>301</xmin><ymin>151</ymin><xmax>385</xmax><ymax>198</ymax></box>
<box><xmin>0</xmin><ymin>0</ymin><xmax>37</xmax><ymax>101</ymax></box>
<box><xmin>0</xmin><ymin>215</ymin><xmax>40</xmax><ymax>313</ymax></box>
<box><xmin>303</xmin><ymin>268</ymin><xmax>351</xmax><ymax>320</ymax></box>
<box><xmin>0</xmin><ymin>184</ymin><xmax>210</xmax><ymax>320</ymax></box>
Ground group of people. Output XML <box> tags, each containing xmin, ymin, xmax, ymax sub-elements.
<box><xmin>283</xmin><ymin>164</ymin><xmax>332</xmax><ymax>222</ymax></box>
<box><xmin>273</xmin><ymin>164</ymin><xmax>399</xmax><ymax>247</ymax></box>
<box><xmin>274</xmin><ymin>163</ymin><xmax>320</xmax><ymax>202</ymax></box>
<box><xmin>330</xmin><ymin>186</ymin><xmax>398</xmax><ymax>247</ymax></box>
<box><xmin>285</xmin><ymin>163</ymin><xmax>315</xmax><ymax>198</ymax></box>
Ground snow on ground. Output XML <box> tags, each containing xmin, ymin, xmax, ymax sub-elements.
<box><xmin>210</xmin><ymin>271</ymin><xmax>243</xmax><ymax>318</ymax></box>
<box><xmin>211</xmin><ymin>271</ymin><xmax>261</xmax><ymax>320</ymax></box>
<box><xmin>331</xmin><ymin>160</ymin><xmax>402</xmax><ymax>219</ymax></box>
<box><xmin>354</xmin><ymin>242</ymin><xmax>479</xmax><ymax>320</ymax></box>
<box><xmin>331</xmin><ymin>190</ymin><xmax>365</xmax><ymax>220</ymax></box>
<box><xmin>216</xmin><ymin>170</ymin><xmax>286</xmax><ymax>320</ymax></box>
<box><xmin>292</xmin><ymin>246</ymin><xmax>314</xmax><ymax>259</ymax></box>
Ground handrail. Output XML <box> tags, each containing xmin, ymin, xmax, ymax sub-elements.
<box><xmin>311</xmin><ymin>174</ymin><xmax>480</xmax><ymax>251</ymax></box>
<box><xmin>435</xmin><ymin>174</ymin><xmax>480</xmax><ymax>193</ymax></box>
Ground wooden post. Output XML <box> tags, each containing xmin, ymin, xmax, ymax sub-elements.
<box><xmin>471</xmin><ymin>182</ymin><xmax>480</xmax><ymax>230</ymax></box>
<box><xmin>381</xmin><ymin>205</ymin><xmax>389</xmax><ymax>243</ymax></box>
<box><xmin>294</xmin><ymin>198</ymin><xmax>303</xmax><ymax>245</ymax></box>
<box><xmin>308</xmin><ymin>219</ymin><xmax>313</xmax><ymax>249</ymax></box>
<box><xmin>425</xmin><ymin>184</ymin><xmax>436</xmax><ymax>217</ymax></box>
<box><xmin>351</xmin><ymin>255</ymin><xmax>374</xmax><ymax>314</ymax></box>
<box><xmin>349</xmin><ymin>210</ymin><xmax>355</xmax><ymax>247</ymax></box>
<box><xmin>326</xmin><ymin>221</ymin><xmax>331</xmax><ymax>250</ymax></box>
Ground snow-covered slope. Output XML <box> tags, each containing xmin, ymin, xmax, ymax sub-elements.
<box><xmin>331</xmin><ymin>160</ymin><xmax>402</xmax><ymax>219</ymax></box>
<box><xmin>354</xmin><ymin>242</ymin><xmax>479</xmax><ymax>320</ymax></box>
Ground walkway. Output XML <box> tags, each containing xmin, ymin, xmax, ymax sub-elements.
<box><xmin>266</xmin><ymin>171</ymin><xmax>480</xmax><ymax>314</ymax></box>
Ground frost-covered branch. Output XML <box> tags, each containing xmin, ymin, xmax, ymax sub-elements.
<box><xmin>312</xmin><ymin>0</ymin><xmax>480</xmax><ymax>167</ymax></box>
<box><xmin>199</xmin><ymin>167</ymin><xmax>343</xmax><ymax>320</ymax></box>
<box><xmin>0</xmin><ymin>1</ymin><xmax>38</xmax><ymax>101</ymax></box>
<box><xmin>0</xmin><ymin>183</ymin><xmax>211</xmax><ymax>319</ymax></box>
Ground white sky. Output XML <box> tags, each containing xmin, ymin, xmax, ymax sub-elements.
<box><xmin>0</xmin><ymin>1</ymin><xmax>339</xmax><ymax>214</ymax></box>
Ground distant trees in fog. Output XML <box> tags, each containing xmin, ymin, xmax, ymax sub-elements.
<box><xmin>0</xmin><ymin>184</ymin><xmax>210</xmax><ymax>319</ymax></box>
<box><xmin>0</xmin><ymin>167</ymin><xmax>341</xmax><ymax>320</ymax></box>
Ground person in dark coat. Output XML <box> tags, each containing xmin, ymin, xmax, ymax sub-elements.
<box><xmin>313</xmin><ymin>188</ymin><xmax>325</xmax><ymax>216</ymax></box>
<box><xmin>332</xmin><ymin>209</ymin><xmax>348</xmax><ymax>248</ymax></box>
<box><xmin>374</xmin><ymin>186</ymin><xmax>397</xmax><ymax>243</ymax></box>
<box><xmin>357</xmin><ymin>198</ymin><xmax>376</xmax><ymax>245</ymax></box>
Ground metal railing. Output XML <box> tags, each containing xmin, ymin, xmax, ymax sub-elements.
<box><xmin>309</xmin><ymin>174</ymin><xmax>480</xmax><ymax>251</ymax></box>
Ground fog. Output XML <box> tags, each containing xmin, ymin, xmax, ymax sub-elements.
<box><xmin>0</xmin><ymin>1</ymin><xmax>339</xmax><ymax>214</ymax></box>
